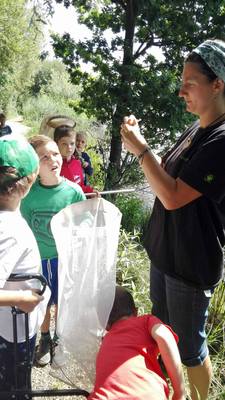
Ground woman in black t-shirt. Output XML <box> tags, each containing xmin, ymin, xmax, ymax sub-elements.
<box><xmin>121</xmin><ymin>39</ymin><xmax>225</xmax><ymax>400</ymax></box>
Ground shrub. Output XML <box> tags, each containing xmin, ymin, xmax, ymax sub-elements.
<box><xmin>22</xmin><ymin>94</ymin><xmax>77</xmax><ymax>126</ymax></box>
<box><xmin>116</xmin><ymin>229</ymin><xmax>151</xmax><ymax>315</ymax></box>
<box><xmin>114</xmin><ymin>194</ymin><xmax>150</xmax><ymax>237</ymax></box>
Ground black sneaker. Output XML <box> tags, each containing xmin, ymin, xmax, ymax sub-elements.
<box><xmin>52</xmin><ymin>331</ymin><xmax>59</xmax><ymax>346</ymax></box>
<box><xmin>35</xmin><ymin>335</ymin><xmax>51</xmax><ymax>366</ymax></box>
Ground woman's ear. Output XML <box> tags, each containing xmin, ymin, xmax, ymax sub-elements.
<box><xmin>213</xmin><ymin>78</ymin><xmax>225</xmax><ymax>94</ymax></box>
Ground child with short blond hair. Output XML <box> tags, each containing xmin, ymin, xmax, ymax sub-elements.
<box><xmin>21</xmin><ymin>134</ymin><xmax>86</xmax><ymax>366</ymax></box>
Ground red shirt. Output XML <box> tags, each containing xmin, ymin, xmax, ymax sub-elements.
<box><xmin>60</xmin><ymin>156</ymin><xmax>93</xmax><ymax>193</ymax></box>
<box><xmin>88</xmin><ymin>315</ymin><xmax>178</xmax><ymax>400</ymax></box>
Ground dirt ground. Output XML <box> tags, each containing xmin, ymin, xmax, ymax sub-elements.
<box><xmin>31</xmin><ymin>313</ymin><xmax>93</xmax><ymax>400</ymax></box>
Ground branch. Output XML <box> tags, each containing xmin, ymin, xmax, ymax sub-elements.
<box><xmin>121</xmin><ymin>152</ymin><xmax>131</xmax><ymax>171</ymax></box>
<box><xmin>111</xmin><ymin>0</ymin><xmax>126</xmax><ymax>10</ymax></box>
<box><xmin>121</xmin><ymin>153</ymin><xmax>136</xmax><ymax>174</ymax></box>
<box><xmin>134</xmin><ymin>34</ymin><xmax>155</xmax><ymax>60</ymax></box>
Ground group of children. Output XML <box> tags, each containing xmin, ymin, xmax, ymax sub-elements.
<box><xmin>0</xmin><ymin>119</ymin><xmax>187</xmax><ymax>399</ymax></box>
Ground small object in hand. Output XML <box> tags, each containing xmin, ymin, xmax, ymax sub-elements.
<box><xmin>127</xmin><ymin>115</ymin><xmax>137</xmax><ymax>125</ymax></box>
<box><xmin>123</xmin><ymin>115</ymin><xmax>141</xmax><ymax>126</ymax></box>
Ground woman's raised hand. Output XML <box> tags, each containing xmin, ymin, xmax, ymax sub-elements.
<box><xmin>120</xmin><ymin>114</ymin><xmax>148</xmax><ymax>156</ymax></box>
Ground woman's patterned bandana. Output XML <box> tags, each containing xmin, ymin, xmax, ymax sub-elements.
<box><xmin>194</xmin><ymin>40</ymin><xmax>225</xmax><ymax>83</ymax></box>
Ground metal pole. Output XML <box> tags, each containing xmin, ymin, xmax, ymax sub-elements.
<box><xmin>85</xmin><ymin>188</ymin><xmax>135</xmax><ymax>197</ymax></box>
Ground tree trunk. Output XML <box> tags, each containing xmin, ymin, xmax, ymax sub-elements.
<box><xmin>105</xmin><ymin>0</ymin><xmax>138</xmax><ymax>189</ymax></box>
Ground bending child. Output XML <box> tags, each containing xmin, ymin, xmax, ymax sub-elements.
<box><xmin>88</xmin><ymin>286</ymin><xmax>186</xmax><ymax>400</ymax></box>
<box><xmin>0</xmin><ymin>135</ymin><xmax>45</xmax><ymax>398</ymax></box>
<box><xmin>20</xmin><ymin>134</ymin><xmax>86</xmax><ymax>367</ymax></box>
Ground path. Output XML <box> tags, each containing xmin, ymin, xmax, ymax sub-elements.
<box><xmin>7</xmin><ymin>118</ymin><xmax>31</xmax><ymax>136</ymax></box>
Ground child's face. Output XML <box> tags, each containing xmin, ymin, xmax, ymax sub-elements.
<box><xmin>76</xmin><ymin>134</ymin><xmax>86</xmax><ymax>153</ymax></box>
<box><xmin>36</xmin><ymin>141</ymin><xmax>62</xmax><ymax>182</ymax></box>
<box><xmin>57</xmin><ymin>135</ymin><xmax>76</xmax><ymax>160</ymax></box>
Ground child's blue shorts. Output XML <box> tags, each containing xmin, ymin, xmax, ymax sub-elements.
<box><xmin>150</xmin><ymin>264</ymin><xmax>213</xmax><ymax>367</ymax></box>
<box><xmin>41</xmin><ymin>258</ymin><xmax>58</xmax><ymax>306</ymax></box>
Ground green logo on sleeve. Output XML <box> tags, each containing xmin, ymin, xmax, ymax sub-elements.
<box><xmin>204</xmin><ymin>174</ymin><xmax>214</xmax><ymax>183</ymax></box>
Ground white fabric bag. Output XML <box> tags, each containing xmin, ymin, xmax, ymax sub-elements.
<box><xmin>50</xmin><ymin>197</ymin><xmax>121</xmax><ymax>382</ymax></box>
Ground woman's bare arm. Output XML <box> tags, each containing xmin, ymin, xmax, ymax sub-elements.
<box><xmin>120</xmin><ymin>116</ymin><xmax>201</xmax><ymax>210</ymax></box>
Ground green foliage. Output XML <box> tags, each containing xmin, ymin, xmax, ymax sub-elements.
<box><xmin>30</xmin><ymin>60</ymin><xmax>80</xmax><ymax>100</ymax></box>
<box><xmin>22</xmin><ymin>59</ymin><xmax>95</xmax><ymax>134</ymax></box>
<box><xmin>0</xmin><ymin>0</ymin><xmax>43</xmax><ymax>113</ymax></box>
<box><xmin>0</xmin><ymin>0</ymin><xmax>27</xmax><ymax>72</ymax></box>
<box><xmin>87</xmin><ymin>146</ymin><xmax>105</xmax><ymax>190</ymax></box>
<box><xmin>114</xmin><ymin>194</ymin><xmax>149</xmax><ymax>235</ymax></box>
<box><xmin>207</xmin><ymin>281</ymin><xmax>225</xmax><ymax>354</ymax></box>
<box><xmin>116</xmin><ymin>229</ymin><xmax>151</xmax><ymax>315</ymax></box>
<box><xmin>209</xmin><ymin>351</ymin><xmax>225</xmax><ymax>399</ymax></box>
<box><xmin>22</xmin><ymin>94</ymin><xmax>75</xmax><ymax>126</ymax></box>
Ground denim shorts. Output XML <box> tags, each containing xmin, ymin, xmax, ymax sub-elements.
<box><xmin>150</xmin><ymin>265</ymin><xmax>213</xmax><ymax>367</ymax></box>
<box><xmin>42</xmin><ymin>258</ymin><xmax>58</xmax><ymax>305</ymax></box>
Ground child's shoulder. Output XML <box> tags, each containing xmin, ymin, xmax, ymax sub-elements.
<box><xmin>82</xmin><ymin>151</ymin><xmax>91</xmax><ymax>159</ymax></box>
<box><xmin>135</xmin><ymin>314</ymin><xmax>164</xmax><ymax>330</ymax></box>
<box><xmin>62</xmin><ymin>178</ymin><xmax>86</xmax><ymax>196</ymax></box>
<box><xmin>63</xmin><ymin>177</ymin><xmax>81</xmax><ymax>189</ymax></box>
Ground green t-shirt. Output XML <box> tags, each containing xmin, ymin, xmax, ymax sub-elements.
<box><xmin>21</xmin><ymin>178</ymin><xmax>85</xmax><ymax>259</ymax></box>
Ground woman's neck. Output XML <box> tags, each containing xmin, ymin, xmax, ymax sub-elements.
<box><xmin>200</xmin><ymin>107</ymin><xmax>225</xmax><ymax>128</ymax></box>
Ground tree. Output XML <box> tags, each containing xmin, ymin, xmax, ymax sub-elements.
<box><xmin>0</xmin><ymin>0</ymin><xmax>44</xmax><ymax>113</ymax></box>
<box><xmin>51</xmin><ymin>0</ymin><xmax>225</xmax><ymax>188</ymax></box>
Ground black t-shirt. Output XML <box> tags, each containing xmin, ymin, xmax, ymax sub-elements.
<box><xmin>144</xmin><ymin>120</ymin><xmax>225</xmax><ymax>289</ymax></box>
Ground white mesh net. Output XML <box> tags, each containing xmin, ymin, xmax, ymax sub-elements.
<box><xmin>50</xmin><ymin>198</ymin><xmax>121</xmax><ymax>386</ymax></box>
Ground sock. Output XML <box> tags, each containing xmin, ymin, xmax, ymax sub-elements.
<box><xmin>41</xmin><ymin>331</ymin><xmax>51</xmax><ymax>339</ymax></box>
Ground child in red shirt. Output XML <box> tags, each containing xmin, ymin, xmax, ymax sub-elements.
<box><xmin>54</xmin><ymin>126</ymin><xmax>94</xmax><ymax>194</ymax></box>
<box><xmin>88</xmin><ymin>286</ymin><xmax>186</xmax><ymax>400</ymax></box>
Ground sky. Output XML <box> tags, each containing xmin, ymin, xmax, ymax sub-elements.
<box><xmin>45</xmin><ymin>2</ymin><xmax>163</xmax><ymax>63</ymax></box>
<box><xmin>45</xmin><ymin>2</ymin><xmax>91</xmax><ymax>58</ymax></box>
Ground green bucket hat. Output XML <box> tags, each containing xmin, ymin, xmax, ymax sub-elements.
<box><xmin>0</xmin><ymin>135</ymin><xmax>39</xmax><ymax>177</ymax></box>
<box><xmin>194</xmin><ymin>39</ymin><xmax>225</xmax><ymax>82</ymax></box>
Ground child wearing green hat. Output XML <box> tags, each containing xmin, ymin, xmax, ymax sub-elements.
<box><xmin>0</xmin><ymin>135</ymin><xmax>46</xmax><ymax>398</ymax></box>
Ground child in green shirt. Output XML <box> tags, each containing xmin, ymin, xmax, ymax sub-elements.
<box><xmin>21</xmin><ymin>134</ymin><xmax>86</xmax><ymax>367</ymax></box>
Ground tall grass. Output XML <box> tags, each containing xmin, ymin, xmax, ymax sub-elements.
<box><xmin>116</xmin><ymin>229</ymin><xmax>151</xmax><ymax>315</ymax></box>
